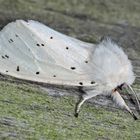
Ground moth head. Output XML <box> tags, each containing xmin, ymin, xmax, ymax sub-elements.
<box><xmin>92</xmin><ymin>38</ymin><xmax>135</xmax><ymax>91</ymax></box>
<box><xmin>90</xmin><ymin>38</ymin><xmax>140</xmax><ymax>113</ymax></box>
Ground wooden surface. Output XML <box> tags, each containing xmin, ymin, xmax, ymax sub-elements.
<box><xmin>0</xmin><ymin>0</ymin><xmax>140</xmax><ymax>139</ymax></box>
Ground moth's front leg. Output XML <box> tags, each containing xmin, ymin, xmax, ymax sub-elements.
<box><xmin>74</xmin><ymin>95</ymin><xmax>86</xmax><ymax>117</ymax></box>
<box><xmin>111</xmin><ymin>91</ymin><xmax>138</xmax><ymax>120</ymax></box>
<box><xmin>74</xmin><ymin>89</ymin><xmax>100</xmax><ymax>117</ymax></box>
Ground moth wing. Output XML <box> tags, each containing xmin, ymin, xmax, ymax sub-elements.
<box><xmin>28</xmin><ymin>20</ymin><xmax>94</xmax><ymax>50</ymax></box>
<box><xmin>0</xmin><ymin>20</ymin><xmax>97</xmax><ymax>86</ymax></box>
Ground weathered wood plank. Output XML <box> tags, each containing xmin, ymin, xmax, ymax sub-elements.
<box><xmin>0</xmin><ymin>0</ymin><xmax>140</xmax><ymax>139</ymax></box>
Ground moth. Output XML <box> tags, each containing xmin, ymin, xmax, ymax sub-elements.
<box><xmin>0</xmin><ymin>20</ymin><xmax>139</xmax><ymax>119</ymax></box>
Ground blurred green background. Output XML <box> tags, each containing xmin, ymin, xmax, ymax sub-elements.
<box><xmin>0</xmin><ymin>0</ymin><xmax>140</xmax><ymax>140</ymax></box>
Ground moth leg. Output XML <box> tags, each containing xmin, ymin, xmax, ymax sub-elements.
<box><xmin>74</xmin><ymin>96</ymin><xmax>85</xmax><ymax>117</ymax></box>
<box><xmin>111</xmin><ymin>91</ymin><xmax>138</xmax><ymax>120</ymax></box>
<box><xmin>74</xmin><ymin>90</ymin><xmax>99</xmax><ymax>117</ymax></box>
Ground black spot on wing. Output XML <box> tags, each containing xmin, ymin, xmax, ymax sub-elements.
<box><xmin>79</xmin><ymin>82</ymin><xmax>83</xmax><ymax>85</ymax></box>
<box><xmin>10</xmin><ymin>39</ymin><xmax>14</xmax><ymax>42</ymax></box>
<box><xmin>36</xmin><ymin>72</ymin><xmax>40</xmax><ymax>75</ymax></box>
<box><xmin>2</xmin><ymin>55</ymin><xmax>9</xmax><ymax>59</ymax></box>
<box><xmin>91</xmin><ymin>81</ymin><xmax>95</xmax><ymax>84</ymax></box>
<box><xmin>71</xmin><ymin>67</ymin><xmax>76</xmax><ymax>70</ymax></box>
<box><xmin>36</xmin><ymin>44</ymin><xmax>40</xmax><ymax>47</ymax></box>
<box><xmin>2</xmin><ymin>56</ymin><xmax>5</xmax><ymax>59</ymax></box>
<box><xmin>36</xmin><ymin>43</ymin><xmax>45</xmax><ymax>47</ymax></box>
<box><xmin>8</xmin><ymin>39</ymin><xmax>14</xmax><ymax>43</ymax></box>
<box><xmin>16</xmin><ymin>66</ymin><xmax>20</xmax><ymax>72</ymax></box>
<box><xmin>15</xmin><ymin>34</ymin><xmax>19</xmax><ymax>37</ymax></box>
<box><xmin>5</xmin><ymin>55</ymin><xmax>9</xmax><ymax>58</ymax></box>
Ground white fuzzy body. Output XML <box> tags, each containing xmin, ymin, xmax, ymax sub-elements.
<box><xmin>91</xmin><ymin>39</ymin><xmax>135</xmax><ymax>92</ymax></box>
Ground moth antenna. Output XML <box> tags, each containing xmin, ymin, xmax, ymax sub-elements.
<box><xmin>127</xmin><ymin>85</ymin><xmax>140</xmax><ymax>111</ymax></box>
<box><xmin>134</xmin><ymin>73</ymin><xmax>140</xmax><ymax>77</ymax></box>
<box><xmin>125</xmin><ymin>103</ymin><xmax>138</xmax><ymax>120</ymax></box>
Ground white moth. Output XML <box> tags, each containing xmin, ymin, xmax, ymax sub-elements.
<box><xmin>0</xmin><ymin>20</ymin><xmax>139</xmax><ymax>119</ymax></box>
